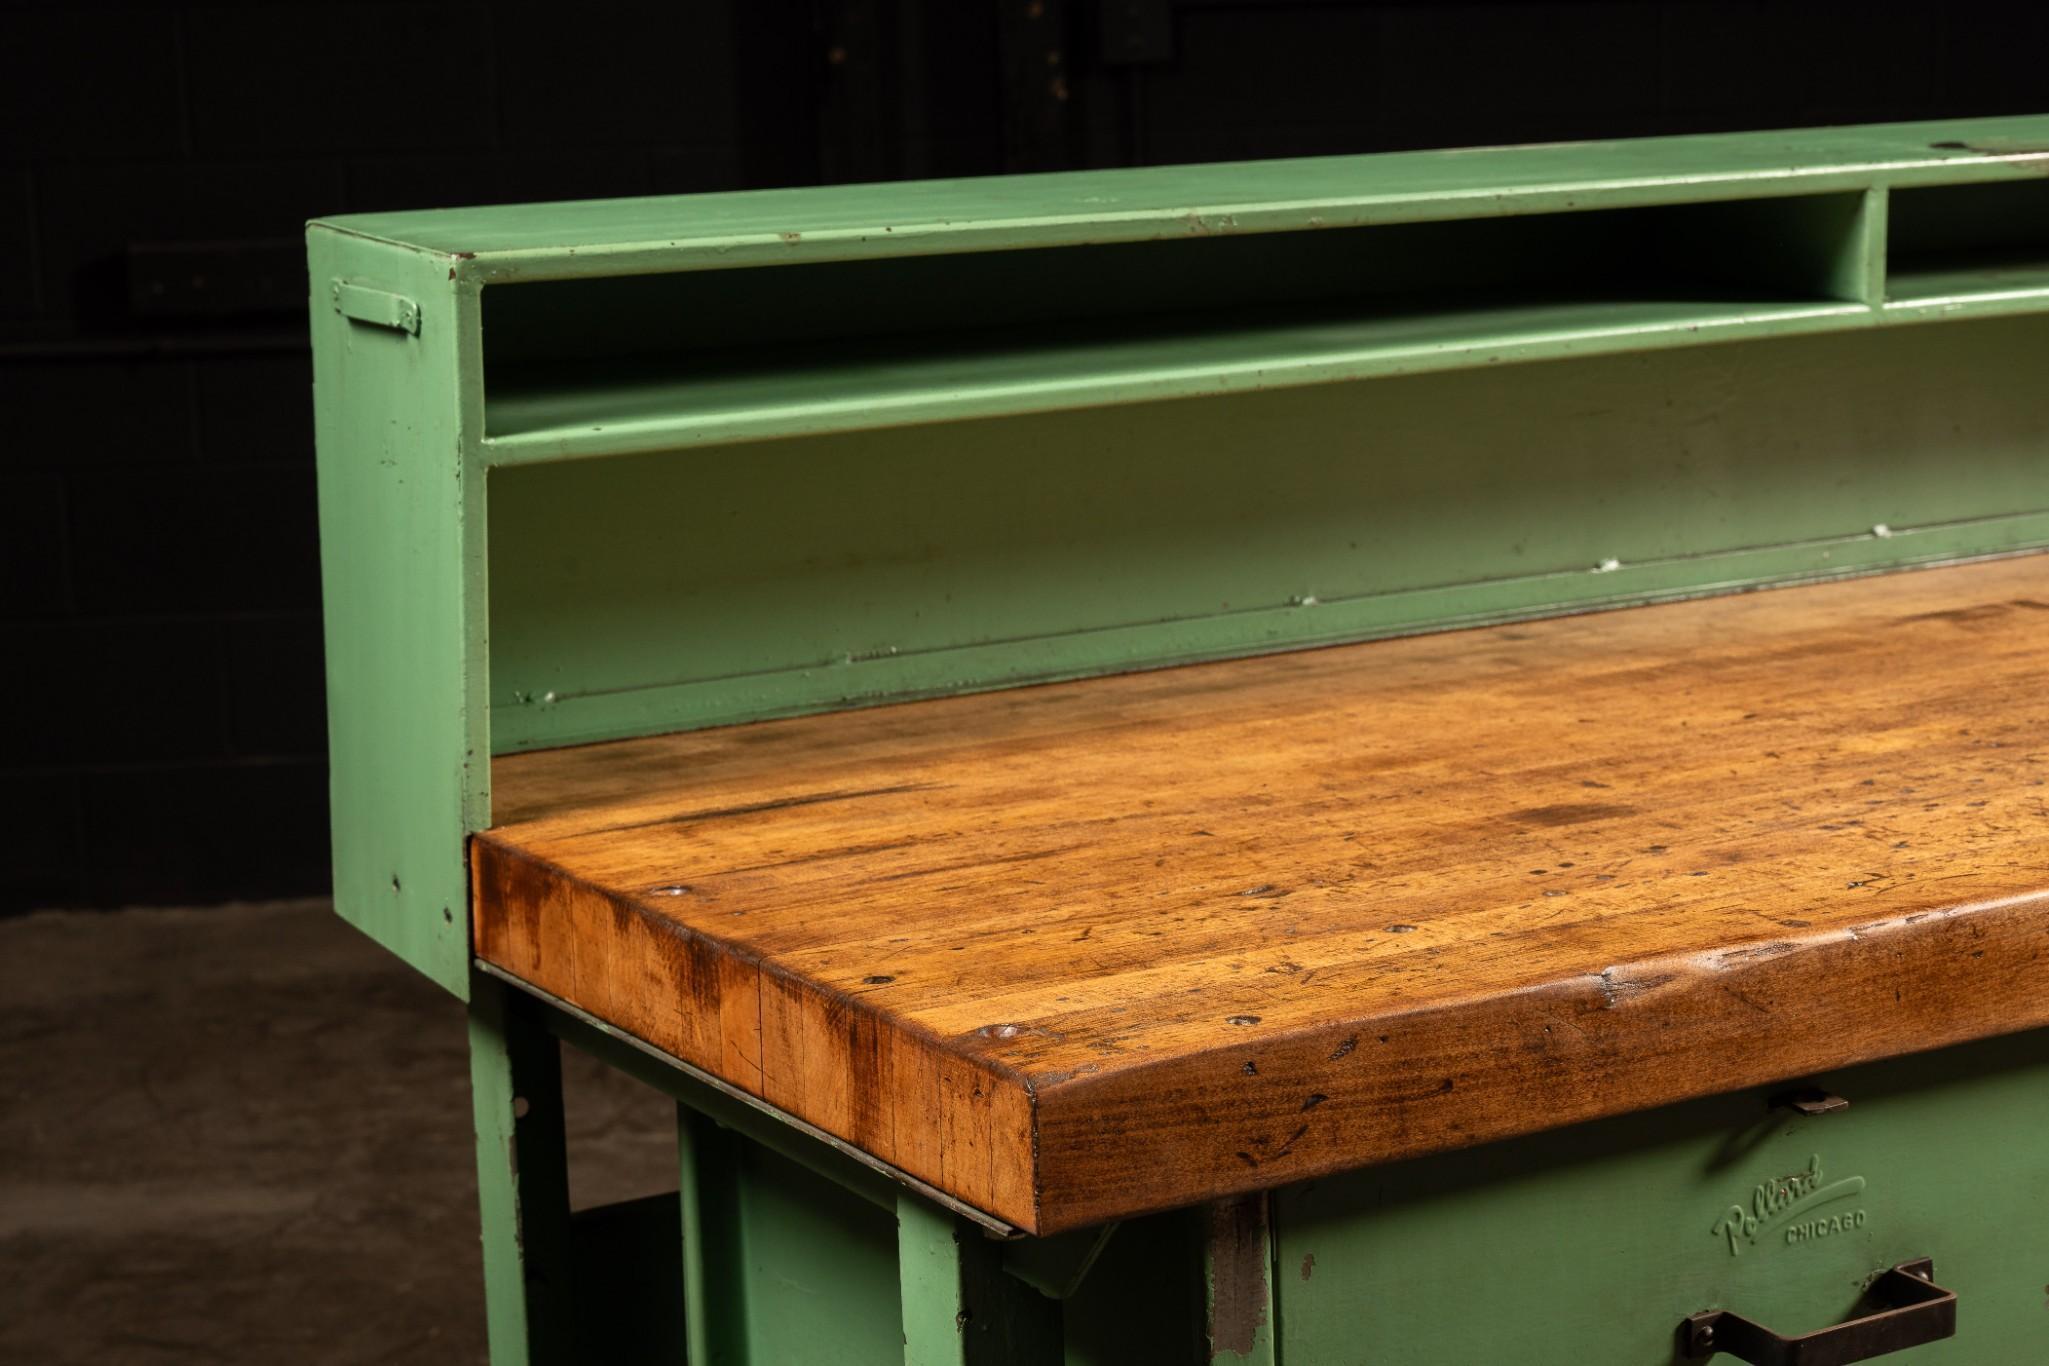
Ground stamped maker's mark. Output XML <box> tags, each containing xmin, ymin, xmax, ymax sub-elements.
<box><xmin>1711</xmin><ymin>1154</ymin><xmax>1867</xmax><ymax>1256</ymax></box>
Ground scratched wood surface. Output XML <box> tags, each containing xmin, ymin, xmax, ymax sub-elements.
<box><xmin>475</xmin><ymin>554</ymin><xmax>2049</xmax><ymax>1234</ymax></box>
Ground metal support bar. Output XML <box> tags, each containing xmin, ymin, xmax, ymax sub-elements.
<box><xmin>677</xmin><ymin>1106</ymin><xmax>745</xmax><ymax>1366</ymax></box>
<box><xmin>900</xmin><ymin>1194</ymin><xmax>1063</xmax><ymax>1366</ymax></box>
<box><xmin>901</xmin><ymin>1195</ymin><xmax>974</xmax><ymax>1366</ymax></box>
<box><xmin>468</xmin><ymin>974</ymin><xmax>575</xmax><ymax>1364</ymax></box>
<box><xmin>484</xmin><ymin>962</ymin><xmax>1021</xmax><ymax>1237</ymax></box>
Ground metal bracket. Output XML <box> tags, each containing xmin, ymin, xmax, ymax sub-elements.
<box><xmin>332</xmin><ymin>280</ymin><xmax>421</xmax><ymax>335</ymax></box>
<box><xmin>1773</xmin><ymin>1086</ymin><xmax>1850</xmax><ymax>1117</ymax></box>
<box><xmin>1001</xmin><ymin>1221</ymin><xmax>1120</xmax><ymax>1299</ymax></box>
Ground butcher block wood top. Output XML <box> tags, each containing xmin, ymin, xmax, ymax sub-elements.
<box><xmin>475</xmin><ymin>554</ymin><xmax>2049</xmax><ymax>1234</ymax></box>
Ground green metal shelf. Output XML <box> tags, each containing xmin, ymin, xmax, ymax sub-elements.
<box><xmin>481</xmin><ymin>290</ymin><xmax>2049</xmax><ymax>462</ymax></box>
<box><xmin>481</xmin><ymin>295</ymin><xmax>1862</xmax><ymax>462</ymax></box>
<box><xmin>1883</xmin><ymin>257</ymin><xmax>2049</xmax><ymax>311</ymax></box>
<box><xmin>404</xmin><ymin>114</ymin><xmax>2049</xmax><ymax>466</ymax></box>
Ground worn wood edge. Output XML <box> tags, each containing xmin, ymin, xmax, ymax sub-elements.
<box><xmin>1026</xmin><ymin>891</ymin><xmax>2049</xmax><ymax>1232</ymax></box>
<box><xmin>469</xmin><ymin>836</ymin><xmax>1044</xmax><ymax>1230</ymax></box>
<box><xmin>468</xmin><ymin>960</ymin><xmax>1026</xmax><ymax>1238</ymax></box>
<box><xmin>471</xmin><ymin>552</ymin><xmax>2049</xmax><ymax>1229</ymax></box>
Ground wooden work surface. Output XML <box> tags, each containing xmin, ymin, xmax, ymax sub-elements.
<box><xmin>476</xmin><ymin>555</ymin><xmax>2049</xmax><ymax>1234</ymax></box>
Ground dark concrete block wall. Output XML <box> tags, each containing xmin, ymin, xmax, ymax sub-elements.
<box><xmin>3</xmin><ymin>0</ymin><xmax>2042</xmax><ymax>914</ymax></box>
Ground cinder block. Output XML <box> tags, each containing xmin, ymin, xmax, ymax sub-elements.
<box><xmin>196</xmin><ymin>354</ymin><xmax>315</xmax><ymax>466</ymax></box>
<box><xmin>79</xmin><ymin>759</ymin><xmax>330</xmax><ymax>905</ymax></box>
<box><xmin>1375</xmin><ymin>2</ymin><xmax>1663</xmax><ymax>148</ymax></box>
<box><xmin>67</xmin><ymin>465</ymin><xmax>319</xmax><ymax>614</ymax></box>
<box><xmin>183</xmin><ymin>3</ymin><xmax>496</xmax><ymax>154</ymax></box>
<box><xmin>0</xmin><ymin>163</ymin><xmax>36</xmax><ymax>323</ymax></box>
<box><xmin>0</xmin><ymin>9</ymin><xmax>184</xmax><ymax>158</ymax></box>
<box><xmin>0</xmin><ymin>470</ymin><xmax>69</xmax><ymax>618</ymax></box>
<box><xmin>495</xmin><ymin>0</ymin><xmax>738</xmax><ymax>148</ymax></box>
<box><xmin>4</xmin><ymin>619</ymin><xmax>228</xmax><ymax>767</ymax></box>
<box><xmin>0</xmin><ymin>772</ymin><xmax>84</xmax><ymax>913</ymax></box>
<box><xmin>2</xmin><ymin>359</ymin><xmax>196</xmax><ymax>468</ymax></box>
<box><xmin>226</xmin><ymin>614</ymin><xmax>327</xmax><ymax>758</ymax></box>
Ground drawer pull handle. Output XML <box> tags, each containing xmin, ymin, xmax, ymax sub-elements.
<box><xmin>1680</xmin><ymin>1259</ymin><xmax>1956</xmax><ymax>1364</ymax></box>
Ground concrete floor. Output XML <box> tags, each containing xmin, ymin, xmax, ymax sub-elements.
<box><xmin>1</xmin><ymin>901</ymin><xmax>677</xmax><ymax>1365</ymax></box>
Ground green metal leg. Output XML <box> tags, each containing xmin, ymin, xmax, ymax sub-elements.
<box><xmin>469</xmin><ymin>975</ymin><xmax>575</xmax><ymax>1364</ymax></box>
<box><xmin>677</xmin><ymin>1104</ymin><xmax>744</xmax><ymax>1365</ymax></box>
<box><xmin>1204</xmin><ymin>1195</ymin><xmax>1276</xmax><ymax>1366</ymax></box>
<box><xmin>899</xmin><ymin>1195</ymin><xmax>970</xmax><ymax>1366</ymax></box>
<box><xmin>899</xmin><ymin>1194</ymin><xmax>1061</xmax><ymax>1366</ymax></box>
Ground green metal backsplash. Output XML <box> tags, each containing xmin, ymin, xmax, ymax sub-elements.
<box><xmin>487</xmin><ymin>314</ymin><xmax>2049</xmax><ymax>751</ymax></box>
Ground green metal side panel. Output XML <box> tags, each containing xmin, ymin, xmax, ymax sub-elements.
<box><xmin>1275</xmin><ymin>1030</ymin><xmax>2049</xmax><ymax>1364</ymax></box>
<box><xmin>310</xmin><ymin>228</ymin><xmax>486</xmax><ymax>996</ymax></box>
<box><xmin>488</xmin><ymin>314</ymin><xmax>2049</xmax><ymax>750</ymax></box>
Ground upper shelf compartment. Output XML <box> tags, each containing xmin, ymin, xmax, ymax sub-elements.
<box><xmin>1886</xmin><ymin>178</ymin><xmax>2049</xmax><ymax>311</ymax></box>
<box><xmin>480</xmin><ymin>192</ymin><xmax>1873</xmax><ymax>463</ymax></box>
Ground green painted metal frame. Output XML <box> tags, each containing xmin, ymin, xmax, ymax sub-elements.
<box><xmin>473</xmin><ymin>968</ymin><xmax>1258</xmax><ymax>1365</ymax></box>
<box><xmin>468</xmin><ymin>976</ymin><xmax>573</xmax><ymax>1363</ymax></box>
<box><xmin>1277</xmin><ymin>1030</ymin><xmax>2049</xmax><ymax>1364</ymax></box>
<box><xmin>310</xmin><ymin>114</ymin><xmax>2049</xmax><ymax>997</ymax></box>
<box><xmin>472</xmin><ymin>974</ymin><xmax>2049</xmax><ymax>1363</ymax></box>
<box><xmin>309</xmin><ymin>116</ymin><xmax>2049</xmax><ymax>1364</ymax></box>
<box><xmin>474</xmin><ymin>969</ymin><xmax>1028</xmax><ymax>1363</ymax></box>
<box><xmin>310</xmin><ymin>229</ymin><xmax>486</xmax><ymax>996</ymax></box>
<box><xmin>488</xmin><ymin>965</ymin><xmax>1020</xmax><ymax>1237</ymax></box>
<box><xmin>329</xmin><ymin>118</ymin><xmax>2049</xmax><ymax>279</ymax></box>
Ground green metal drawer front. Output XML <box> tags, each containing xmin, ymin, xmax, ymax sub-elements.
<box><xmin>1277</xmin><ymin>1031</ymin><xmax>2049</xmax><ymax>1364</ymax></box>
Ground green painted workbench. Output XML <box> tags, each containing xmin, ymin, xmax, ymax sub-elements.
<box><xmin>311</xmin><ymin>116</ymin><xmax>2049</xmax><ymax>1363</ymax></box>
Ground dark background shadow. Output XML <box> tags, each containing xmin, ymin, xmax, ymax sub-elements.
<box><xmin>4</xmin><ymin>0</ymin><xmax>2044</xmax><ymax>913</ymax></box>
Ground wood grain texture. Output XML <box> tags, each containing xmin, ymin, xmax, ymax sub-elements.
<box><xmin>475</xmin><ymin>555</ymin><xmax>2049</xmax><ymax>1234</ymax></box>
